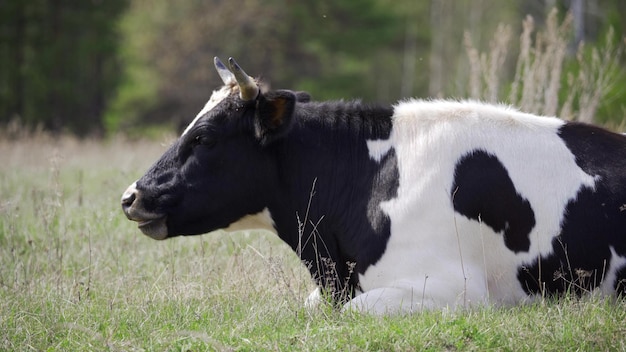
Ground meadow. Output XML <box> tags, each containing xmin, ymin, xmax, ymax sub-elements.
<box><xmin>2</xmin><ymin>134</ymin><xmax>626</xmax><ymax>351</ymax></box>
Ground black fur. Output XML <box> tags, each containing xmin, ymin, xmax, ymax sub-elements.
<box><xmin>451</xmin><ymin>150</ymin><xmax>536</xmax><ymax>253</ymax></box>
<box><xmin>135</xmin><ymin>90</ymin><xmax>398</xmax><ymax>301</ymax></box>
<box><xmin>517</xmin><ymin>122</ymin><xmax>626</xmax><ymax>295</ymax></box>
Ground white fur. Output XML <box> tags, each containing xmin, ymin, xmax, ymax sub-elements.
<box><xmin>366</xmin><ymin>138</ymin><xmax>394</xmax><ymax>162</ymax></box>
<box><xmin>600</xmin><ymin>247</ymin><xmax>626</xmax><ymax>295</ymax></box>
<box><xmin>181</xmin><ymin>85</ymin><xmax>233</xmax><ymax>136</ymax></box>
<box><xmin>305</xmin><ymin>287</ymin><xmax>323</xmax><ymax>310</ymax></box>
<box><xmin>224</xmin><ymin>208</ymin><xmax>277</xmax><ymax>234</ymax></box>
<box><xmin>353</xmin><ymin>99</ymin><xmax>600</xmax><ymax>313</ymax></box>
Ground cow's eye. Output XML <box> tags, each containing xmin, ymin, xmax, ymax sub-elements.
<box><xmin>194</xmin><ymin>135</ymin><xmax>216</xmax><ymax>148</ymax></box>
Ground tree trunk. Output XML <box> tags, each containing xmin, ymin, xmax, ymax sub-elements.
<box><xmin>401</xmin><ymin>16</ymin><xmax>417</xmax><ymax>98</ymax></box>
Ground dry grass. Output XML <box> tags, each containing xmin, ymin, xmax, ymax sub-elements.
<box><xmin>0</xmin><ymin>134</ymin><xmax>314</xmax><ymax>350</ymax></box>
<box><xmin>2</xmin><ymin>135</ymin><xmax>626</xmax><ymax>350</ymax></box>
<box><xmin>3</xmin><ymin>125</ymin><xmax>626</xmax><ymax>350</ymax></box>
<box><xmin>464</xmin><ymin>8</ymin><xmax>624</xmax><ymax>122</ymax></box>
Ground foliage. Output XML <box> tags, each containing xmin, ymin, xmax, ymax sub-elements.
<box><xmin>0</xmin><ymin>0</ymin><xmax>128</xmax><ymax>136</ymax></box>
<box><xmin>107</xmin><ymin>0</ymin><xmax>402</xmax><ymax>134</ymax></box>
<box><xmin>108</xmin><ymin>0</ymin><xmax>625</xmax><ymax>136</ymax></box>
<box><xmin>0</xmin><ymin>0</ymin><xmax>625</xmax><ymax>136</ymax></box>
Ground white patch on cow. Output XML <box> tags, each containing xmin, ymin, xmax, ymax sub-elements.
<box><xmin>599</xmin><ymin>247</ymin><xmax>626</xmax><ymax>294</ymax></box>
<box><xmin>366</xmin><ymin>138</ymin><xmax>393</xmax><ymax>162</ymax></box>
<box><xmin>181</xmin><ymin>85</ymin><xmax>233</xmax><ymax>136</ymax></box>
<box><xmin>121</xmin><ymin>181</ymin><xmax>138</xmax><ymax>203</ymax></box>
<box><xmin>306</xmin><ymin>287</ymin><xmax>365</xmax><ymax>312</ymax></box>
<box><xmin>223</xmin><ymin>208</ymin><xmax>277</xmax><ymax>235</ymax></box>
<box><xmin>304</xmin><ymin>287</ymin><xmax>322</xmax><ymax>310</ymax></box>
<box><xmin>345</xmin><ymin>278</ymin><xmax>483</xmax><ymax>314</ymax></box>
<box><xmin>349</xmin><ymin>99</ymin><xmax>599</xmax><ymax>312</ymax></box>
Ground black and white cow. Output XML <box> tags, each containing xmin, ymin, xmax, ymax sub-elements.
<box><xmin>122</xmin><ymin>57</ymin><xmax>626</xmax><ymax>314</ymax></box>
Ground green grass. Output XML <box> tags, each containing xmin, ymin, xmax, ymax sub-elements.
<box><xmin>2</xmin><ymin>135</ymin><xmax>626</xmax><ymax>351</ymax></box>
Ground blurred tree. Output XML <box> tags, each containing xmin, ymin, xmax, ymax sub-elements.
<box><xmin>108</xmin><ymin>0</ymin><xmax>403</xmax><ymax>133</ymax></box>
<box><xmin>108</xmin><ymin>0</ymin><xmax>290</xmax><ymax>132</ymax></box>
<box><xmin>5</xmin><ymin>0</ymin><xmax>621</xmax><ymax>136</ymax></box>
<box><xmin>0</xmin><ymin>0</ymin><xmax>127</xmax><ymax>136</ymax></box>
<box><xmin>284</xmin><ymin>0</ymin><xmax>403</xmax><ymax>101</ymax></box>
<box><xmin>429</xmin><ymin>0</ymin><xmax>518</xmax><ymax>98</ymax></box>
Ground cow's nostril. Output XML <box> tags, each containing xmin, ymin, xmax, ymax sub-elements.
<box><xmin>121</xmin><ymin>191</ymin><xmax>136</xmax><ymax>207</ymax></box>
<box><xmin>121</xmin><ymin>183</ymin><xmax>138</xmax><ymax>208</ymax></box>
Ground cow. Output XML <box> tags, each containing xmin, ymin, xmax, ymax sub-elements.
<box><xmin>122</xmin><ymin>57</ymin><xmax>626</xmax><ymax>314</ymax></box>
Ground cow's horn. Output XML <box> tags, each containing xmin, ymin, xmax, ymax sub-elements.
<box><xmin>214</xmin><ymin>57</ymin><xmax>235</xmax><ymax>84</ymax></box>
<box><xmin>228</xmin><ymin>57</ymin><xmax>259</xmax><ymax>101</ymax></box>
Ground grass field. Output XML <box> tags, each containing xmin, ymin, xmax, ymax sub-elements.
<box><xmin>2</xmin><ymin>135</ymin><xmax>626</xmax><ymax>351</ymax></box>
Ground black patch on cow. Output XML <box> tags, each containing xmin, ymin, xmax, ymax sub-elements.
<box><xmin>136</xmin><ymin>92</ymin><xmax>398</xmax><ymax>305</ymax></box>
<box><xmin>268</xmin><ymin>100</ymin><xmax>398</xmax><ymax>302</ymax></box>
<box><xmin>517</xmin><ymin>185</ymin><xmax>613</xmax><ymax>295</ymax></box>
<box><xmin>368</xmin><ymin>149</ymin><xmax>399</xmax><ymax>234</ymax></box>
<box><xmin>516</xmin><ymin>122</ymin><xmax>626</xmax><ymax>296</ymax></box>
<box><xmin>451</xmin><ymin>150</ymin><xmax>536</xmax><ymax>253</ymax></box>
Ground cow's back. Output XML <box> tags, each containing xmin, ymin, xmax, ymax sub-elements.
<box><xmin>354</xmin><ymin>100</ymin><xmax>626</xmax><ymax>310</ymax></box>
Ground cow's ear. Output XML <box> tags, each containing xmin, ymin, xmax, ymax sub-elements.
<box><xmin>295</xmin><ymin>91</ymin><xmax>312</xmax><ymax>103</ymax></box>
<box><xmin>254</xmin><ymin>90</ymin><xmax>296</xmax><ymax>145</ymax></box>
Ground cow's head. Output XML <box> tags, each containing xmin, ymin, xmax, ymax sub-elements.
<box><xmin>121</xmin><ymin>58</ymin><xmax>302</xmax><ymax>240</ymax></box>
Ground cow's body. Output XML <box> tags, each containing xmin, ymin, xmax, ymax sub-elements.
<box><xmin>122</xmin><ymin>58</ymin><xmax>626</xmax><ymax>314</ymax></box>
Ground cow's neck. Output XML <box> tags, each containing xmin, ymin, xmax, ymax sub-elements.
<box><xmin>267</xmin><ymin>101</ymin><xmax>397</xmax><ymax>300</ymax></box>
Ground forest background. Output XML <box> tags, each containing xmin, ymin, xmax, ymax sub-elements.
<box><xmin>0</xmin><ymin>0</ymin><xmax>625</xmax><ymax>137</ymax></box>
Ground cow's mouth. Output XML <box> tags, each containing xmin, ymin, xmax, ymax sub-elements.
<box><xmin>137</xmin><ymin>216</ymin><xmax>168</xmax><ymax>240</ymax></box>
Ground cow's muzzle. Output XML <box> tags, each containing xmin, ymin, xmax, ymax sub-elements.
<box><xmin>121</xmin><ymin>182</ymin><xmax>168</xmax><ymax>240</ymax></box>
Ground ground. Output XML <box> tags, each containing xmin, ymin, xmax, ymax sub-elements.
<box><xmin>1</xmin><ymin>134</ymin><xmax>625</xmax><ymax>351</ymax></box>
